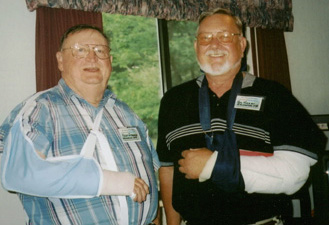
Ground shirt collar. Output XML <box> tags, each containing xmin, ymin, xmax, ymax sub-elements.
<box><xmin>196</xmin><ymin>72</ymin><xmax>256</xmax><ymax>89</ymax></box>
<box><xmin>58</xmin><ymin>78</ymin><xmax>116</xmax><ymax>109</ymax></box>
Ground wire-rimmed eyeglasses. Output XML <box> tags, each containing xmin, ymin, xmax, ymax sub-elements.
<box><xmin>196</xmin><ymin>31</ymin><xmax>241</xmax><ymax>45</ymax></box>
<box><xmin>61</xmin><ymin>43</ymin><xmax>111</xmax><ymax>59</ymax></box>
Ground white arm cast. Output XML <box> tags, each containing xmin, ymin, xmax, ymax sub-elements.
<box><xmin>199</xmin><ymin>151</ymin><xmax>218</xmax><ymax>182</ymax></box>
<box><xmin>199</xmin><ymin>151</ymin><xmax>316</xmax><ymax>195</ymax></box>
<box><xmin>241</xmin><ymin>151</ymin><xmax>316</xmax><ymax>195</ymax></box>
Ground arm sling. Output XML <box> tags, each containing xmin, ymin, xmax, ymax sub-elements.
<box><xmin>72</xmin><ymin>97</ymin><xmax>130</xmax><ymax>225</ymax></box>
<box><xmin>1</xmin><ymin>93</ymin><xmax>131</xmax><ymax>225</ymax></box>
<box><xmin>198</xmin><ymin>73</ymin><xmax>245</xmax><ymax>192</ymax></box>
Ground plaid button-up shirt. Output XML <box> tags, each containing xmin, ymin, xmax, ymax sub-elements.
<box><xmin>0</xmin><ymin>79</ymin><xmax>160</xmax><ymax>225</ymax></box>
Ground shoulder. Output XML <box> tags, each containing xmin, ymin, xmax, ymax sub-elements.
<box><xmin>0</xmin><ymin>87</ymin><xmax>59</xmax><ymax>149</ymax></box>
<box><xmin>34</xmin><ymin>85</ymin><xmax>66</xmax><ymax>105</ymax></box>
<box><xmin>256</xmin><ymin>79</ymin><xmax>292</xmax><ymax>100</ymax></box>
<box><xmin>244</xmin><ymin>73</ymin><xmax>290</xmax><ymax>94</ymax></box>
<box><xmin>243</xmin><ymin>73</ymin><xmax>295</xmax><ymax>106</ymax></box>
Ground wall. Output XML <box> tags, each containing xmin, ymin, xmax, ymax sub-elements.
<box><xmin>0</xmin><ymin>1</ymin><xmax>36</xmax><ymax>224</ymax></box>
<box><xmin>0</xmin><ymin>0</ymin><xmax>328</xmax><ymax>224</ymax></box>
<box><xmin>285</xmin><ymin>0</ymin><xmax>329</xmax><ymax>150</ymax></box>
<box><xmin>285</xmin><ymin>0</ymin><xmax>329</xmax><ymax>115</ymax></box>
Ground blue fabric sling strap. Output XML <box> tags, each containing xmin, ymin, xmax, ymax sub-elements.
<box><xmin>198</xmin><ymin>72</ymin><xmax>245</xmax><ymax>192</ymax></box>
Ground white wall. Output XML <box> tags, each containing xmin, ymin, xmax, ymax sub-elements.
<box><xmin>285</xmin><ymin>0</ymin><xmax>329</xmax><ymax>115</ymax></box>
<box><xmin>0</xmin><ymin>0</ymin><xmax>328</xmax><ymax>224</ymax></box>
<box><xmin>285</xmin><ymin>0</ymin><xmax>329</xmax><ymax>150</ymax></box>
<box><xmin>0</xmin><ymin>0</ymin><xmax>35</xmax><ymax>224</ymax></box>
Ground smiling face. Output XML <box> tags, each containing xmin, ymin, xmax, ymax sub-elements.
<box><xmin>194</xmin><ymin>14</ymin><xmax>246</xmax><ymax>77</ymax></box>
<box><xmin>56</xmin><ymin>29</ymin><xmax>112</xmax><ymax>94</ymax></box>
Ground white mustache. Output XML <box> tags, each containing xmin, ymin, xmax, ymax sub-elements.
<box><xmin>205</xmin><ymin>50</ymin><xmax>228</xmax><ymax>56</ymax></box>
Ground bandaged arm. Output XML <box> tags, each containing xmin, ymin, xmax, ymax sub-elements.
<box><xmin>101</xmin><ymin>170</ymin><xmax>136</xmax><ymax>196</ymax></box>
<box><xmin>1</xmin><ymin>121</ymin><xmax>136</xmax><ymax>198</ymax></box>
<box><xmin>199</xmin><ymin>150</ymin><xmax>316</xmax><ymax>195</ymax></box>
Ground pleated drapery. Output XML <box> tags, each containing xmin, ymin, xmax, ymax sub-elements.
<box><xmin>26</xmin><ymin>0</ymin><xmax>294</xmax><ymax>31</ymax></box>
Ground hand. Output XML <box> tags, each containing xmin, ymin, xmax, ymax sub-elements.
<box><xmin>132</xmin><ymin>178</ymin><xmax>149</xmax><ymax>203</ymax></box>
<box><xmin>150</xmin><ymin>211</ymin><xmax>161</xmax><ymax>225</ymax></box>
<box><xmin>178</xmin><ymin>148</ymin><xmax>213</xmax><ymax>179</ymax></box>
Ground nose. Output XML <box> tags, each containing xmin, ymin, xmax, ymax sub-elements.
<box><xmin>86</xmin><ymin>48</ymin><xmax>98</xmax><ymax>61</ymax></box>
<box><xmin>209</xmin><ymin>36</ymin><xmax>223</xmax><ymax>47</ymax></box>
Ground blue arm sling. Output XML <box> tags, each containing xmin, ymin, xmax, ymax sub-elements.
<box><xmin>1</xmin><ymin>93</ymin><xmax>102</xmax><ymax>198</ymax></box>
<box><xmin>198</xmin><ymin>73</ymin><xmax>245</xmax><ymax>192</ymax></box>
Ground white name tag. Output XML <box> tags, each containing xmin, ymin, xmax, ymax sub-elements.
<box><xmin>234</xmin><ymin>95</ymin><xmax>264</xmax><ymax>111</ymax></box>
<box><xmin>119</xmin><ymin>127</ymin><xmax>141</xmax><ymax>142</ymax></box>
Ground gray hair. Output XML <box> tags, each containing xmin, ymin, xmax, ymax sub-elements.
<box><xmin>59</xmin><ymin>24</ymin><xmax>110</xmax><ymax>50</ymax></box>
<box><xmin>197</xmin><ymin>8</ymin><xmax>243</xmax><ymax>33</ymax></box>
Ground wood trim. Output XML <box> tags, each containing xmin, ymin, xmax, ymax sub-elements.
<box><xmin>250</xmin><ymin>28</ymin><xmax>291</xmax><ymax>91</ymax></box>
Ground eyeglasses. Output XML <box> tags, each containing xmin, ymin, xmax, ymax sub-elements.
<box><xmin>61</xmin><ymin>43</ymin><xmax>111</xmax><ymax>59</ymax></box>
<box><xmin>196</xmin><ymin>32</ymin><xmax>241</xmax><ymax>45</ymax></box>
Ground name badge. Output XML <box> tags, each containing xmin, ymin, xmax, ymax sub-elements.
<box><xmin>119</xmin><ymin>127</ymin><xmax>141</xmax><ymax>142</ymax></box>
<box><xmin>234</xmin><ymin>95</ymin><xmax>265</xmax><ymax>111</ymax></box>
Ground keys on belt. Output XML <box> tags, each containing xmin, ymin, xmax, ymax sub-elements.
<box><xmin>252</xmin><ymin>216</ymin><xmax>284</xmax><ymax>225</ymax></box>
<box><xmin>184</xmin><ymin>216</ymin><xmax>284</xmax><ymax>225</ymax></box>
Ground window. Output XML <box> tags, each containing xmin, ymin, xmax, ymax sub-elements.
<box><xmin>167</xmin><ymin>20</ymin><xmax>199</xmax><ymax>86</ymax></box>
<box><xmin>102</xmin><ymin>13</ymin><xmax>198</xmax><ymax>143</ymax></box>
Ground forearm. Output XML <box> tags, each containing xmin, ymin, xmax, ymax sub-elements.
<box><xmin>240</xmin><ymin>151</ymin><xmax>316</xmax><ymax>195</ymax></box>
<box><xmin>100</xmin><ymin>170</ymin><xmax>135</xmax><ymax>196</ymax></box>
<box><xmin>3</xmin><ymin>148</ymin><xmax>141</xmax><ymax>199</ymax></box>
<box><xmin>159</xmin><ymin>166</ymin><xmax>181</xmax><ymax>225</ymax></box>
<box><xmin>199</xmin><ymin>150</ymin><xmax>316</xmax><ymax>195</ymax></box>
<box><xmin>1</xmin><ymin>123</ymin><xmax>102</xmax><ymax>198</ymax></box>
<box><xmin>1</xmin><ymin>150</ymin><xmax>102</xmax><ymax>198</ymax></box>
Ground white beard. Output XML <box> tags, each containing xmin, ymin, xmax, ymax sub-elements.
<box><xmin>197</xmin><ymin>49</ymin><xmax>241</xmax><ymax>76</ymax></box>
<box><xmin>198</xmin><ymin>59</ymin><xmax>241</xmax><ymax>77</ymax></box>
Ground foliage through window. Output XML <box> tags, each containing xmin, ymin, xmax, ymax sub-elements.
<box><xmin>167</xmin><ymin>21</ymin><xmax>199</xmax><ymax>87</ymax></box>
<box><xmin>103</xmin><ymin>14</ymin><xmax>161</xmax><ymax>143</ymax></box>
<box><xmin>102</xmin><ymin>13</ymin><xmax>199</xmax><ymax>143</ymax></box>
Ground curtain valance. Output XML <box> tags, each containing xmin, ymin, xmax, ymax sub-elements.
<box><xmin>25</xmin><ymin>0</ymin><xmax>293</xmax><ymax>31</ymax></box>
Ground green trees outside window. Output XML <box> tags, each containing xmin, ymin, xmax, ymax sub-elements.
<box><xmin>166</xmin><ymin>21</ymin><xmax>199</xmax><ymax>87</ymax></box>
<box><xmin>103</xmin><ymin>13</ymin><xmax>199</xmax><ymax>143</ymax></box>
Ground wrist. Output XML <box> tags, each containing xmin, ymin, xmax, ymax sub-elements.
<box><xmin>199</xmin><ymin>151</ymin><xmax>218</xmax><ymax>182</ymax></box>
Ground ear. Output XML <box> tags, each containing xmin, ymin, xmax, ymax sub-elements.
<box><xmin>194</xmin><ymin>40</ymin><xmax>198</xmax><ymax>54</ymax></box>
<box><xmin>109</xmin><ymin>55</ymin><xmax>113</xmax><ymax>72</ymax></box>
<box><xmin>239</xmin><ymin>37</ymin><xmax>247</xmax><ymax>58</ymax></box>
<box><xmin>56</xmin><ymin>51</ymin><xmax>64</xmax><ymax>72</ymax></box>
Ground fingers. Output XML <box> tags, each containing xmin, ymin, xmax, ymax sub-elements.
<box><xmin>179</xmin><ymin>149</ymin><xmax>194</xmax><ymax>175</ymax></box>
<box><xmin>178</xmin><ymin>164</ymin><xmax>192</xmax><ymax>179</ymax></box>
<box><xmin>178</xmin><ymin>159</ymin><xmax>185</xmax><ymax>172</ymax></box>
<box><xmin>181</xmin><ymin>148</ymin><xmax>201</xmax><ymax>158</ymax></box>
<box><xmin>179</xmin><ymin>148</ymin><xmax>213</xmax><ymax>180</ymax></box>
<box><xmin>133</xmin><ymin>178</ymin><xmax>149</xmax><ymax>203</ymax></box>
<box><xmin>179</xmin><ymin>152</ymin><xmax>189</xmax><ymax>178</ymax></box>
<box><xmin>178</xmin><ymin>159</ymin><xmax>192</xmax><ymax>179</ymax></box>
<box><xmin>181</xmin><ymin>150</ymin><xmax>188</xmax><ymax>158</ymax></box>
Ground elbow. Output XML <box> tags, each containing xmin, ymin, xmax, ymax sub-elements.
<box><xmin>282</xmin><ymin>167</ymin><xmax>310</xmax><ymax>195</ymax></box>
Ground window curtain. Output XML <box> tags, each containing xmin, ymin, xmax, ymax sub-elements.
<box><xmin>36</xmin><ymin>7</ymin><xmax>102</xmax><ymax>91</ymax></box>
<box><xmin>27</xmin><ymin>0</ymin><xmax>293</xmax><ymax>31</ymax></box>
<box><xmin>33</xmin><ymin>1</ymin><xmax>292</xmax><ymax>91</ymax></box>
<box><xmin>250</xmin><ymin>28</ymin><xmax>291</xmax><ymax>91</ymax></box>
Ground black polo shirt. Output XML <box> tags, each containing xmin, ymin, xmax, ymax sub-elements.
<box><xmin>157</xmin><ymin>73</ymin><xmax>326</xmax><ymax>224</ymax></box>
